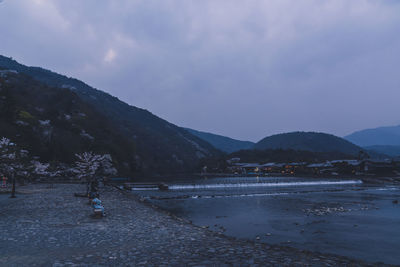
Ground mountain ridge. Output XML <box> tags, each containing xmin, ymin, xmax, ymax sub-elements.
<box><xmin>254</xmin><ymin>131</ymin><xmax>363</xmax><ymax>155</ymax></box>
<box><xmin>184</xmin><ymin>128</ymin><xmax>254</xmax><ymax>153</ymax></box>
<box><xmin>0</xmin><ymin>55</ymin><xmax>220</xmax><ymax>175</ymax></box>
<box><xmin>364</xmin><ymin>145</ymin><xmax>400</xmax><ymax>157</ymax></box>
<box><xmin>345</xmin><ymin>124</ymin><xmax>400</xmax><ymax>147</ymax></box>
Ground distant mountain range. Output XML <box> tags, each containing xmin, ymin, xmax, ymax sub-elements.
<box><xmin>185</xmin><ymin>129</ymin><xmax>364</xmax><ymax>156</ymax></box>
<box><xmin>0</xmin><ymin>56</ymin><xmax>219</xmax><ymax>175</ymax></box>
<box><xmin>345</xmin><ymin>124</ymin><xmax>400</xmax><ymax>157</ymax></box>
<box><xmin>186</xmin><ymin>129</ymin><xmax>368</xmax><ymax>158</ymax></box>
<box><xmin>364</xmin><ymin>145</ymin><xmax>400</xmax><ymax>157</ymax></box>
<box><xmin>227</xmin><ymin>131</ymin><xmax>384</xmax><ymax>163</ymax></box>
<box><xmin>345</xmin><ymin>125</ymin><xmax>400</xmax><ymax>147</ymax></box>
<box><xmin>184</xmin><ymin>128</ymin><xmax>254</xmax><ymax>153</ymax></box>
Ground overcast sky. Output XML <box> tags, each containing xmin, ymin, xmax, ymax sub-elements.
<box><xmin>1</xmin><ymin>0</ymin><xmax>400</xmax><ymax>141</ymax></box>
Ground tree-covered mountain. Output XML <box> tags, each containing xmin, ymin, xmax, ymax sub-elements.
<box><xmin>0</xmin><ymin>70</ymin><xmax>137</xmax><ymax>175</ymax></box>
<box><xmin>344</xmin><ymin>125</ymin><xmax>400</xmax><ymax>147</ymax></box>
<box><xmin>0</xmin><ymin>56</ymin><xmax>220</xmax><ymax>176</ymax></box>
<box><xmin>254</xmin><ymin>132</ymin><xmax>363</xmax><ymax>155</ymax></box>
<box><xmin>184</xmin><ymin>128</ymin><xmax>254</xmax><ymax>153</ymax></box>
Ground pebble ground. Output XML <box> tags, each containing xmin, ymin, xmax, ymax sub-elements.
<box><xmin>0</xmin><ymin>184</ymin><xmax>392</xmax><ymax>266</ymax></box>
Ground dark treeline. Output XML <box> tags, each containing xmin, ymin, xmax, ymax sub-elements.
<box><xmin>229</xmin><ymin>149</ymin><xmax>357</xmax><ymax>164</ymax></box>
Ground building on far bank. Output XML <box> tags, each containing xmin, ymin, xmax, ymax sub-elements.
<box><xmin>227</xmin><ymin>158</ymin><xmax>400</xmax><ymax>176</ymax></box>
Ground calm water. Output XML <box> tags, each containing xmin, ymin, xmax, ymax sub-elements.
<box><xmin>133</xmin><ymin>177</ymin><xmax>400</xmax><ymax>265</ymax></box>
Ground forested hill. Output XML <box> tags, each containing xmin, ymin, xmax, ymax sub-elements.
<box><xmin>184</xmin><ymin>128</ymin><xmax>254</xmax><ymax>153</ymax></box>
<box><xmin>0</xmin><ymin>71</ymin><xmax>136</xmax><ymax>175</ymax></box>
<box><xmin>0</xmin><ymin>56</ymin><xmax>220</xmax><ymax>175</ymax></box>
<box><xmin>254</xmin><ymin>132</ymin><xmax>363</xmax><ymax>155</ymax></box>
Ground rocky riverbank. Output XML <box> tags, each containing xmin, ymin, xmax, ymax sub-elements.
<box><xmin>0</xmin><ymin>184</ymin><xmax>392</xmax><ymax>266</ymax></box>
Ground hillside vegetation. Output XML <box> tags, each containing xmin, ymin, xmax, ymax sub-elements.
<box><xmin>0</xmin><ymin>71</ymin><xmax>136</xmax><ymax>175</ymax></box>
<box><xmin>0</xmin><ymin>56</ymin><xmax>220</xmax><ymax>176</ymax></box>
<box><xmin>254</xmin><ymin>132</ymin><xmax>362</xmax><ymax>155</ymax></box>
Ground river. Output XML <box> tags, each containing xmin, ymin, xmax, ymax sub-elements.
<box><xmin>133</xmin><ymin>176</ymin><xmax>400</xmax><ymax>265</ymax></box>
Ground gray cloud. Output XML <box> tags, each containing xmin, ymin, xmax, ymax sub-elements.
<box><xmin>1</xmin><ymin>0</ymin><xmax>400</xmax><ymax>141</ymax></box>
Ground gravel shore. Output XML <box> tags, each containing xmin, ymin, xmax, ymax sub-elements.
<box><xmin>0</xmin><ymin>184</ymin><xmax>391</xmax><ymax>266</ymax></box>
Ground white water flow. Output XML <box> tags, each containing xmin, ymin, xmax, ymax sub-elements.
<box><xmin>168</xmin><ymin>180</ymin><xmax>363</xmax><ymax>190</ymax></box>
